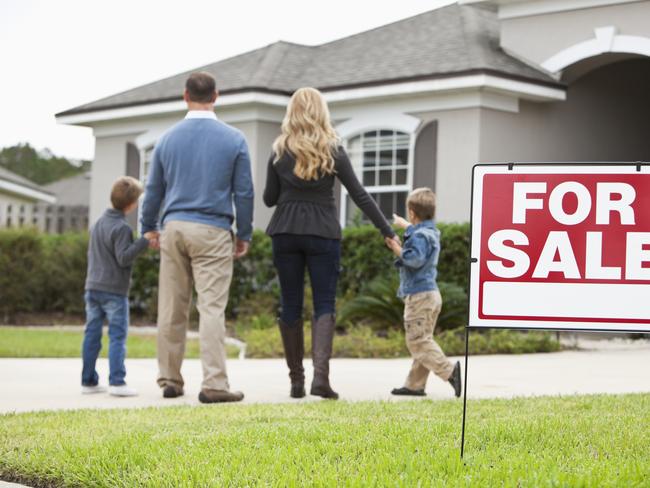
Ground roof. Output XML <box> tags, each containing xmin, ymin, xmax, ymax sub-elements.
<box><xmin>0</xmin><ymin>166</ymin><xmax>56</xmax><ymax>203</ymax></box>
<box><xmin>58</xmin><ymin>4</ymin><xmax>560</xmax><ymax>117</ymax></box>
<box><xmin>43</xmin><ymin>172</ymin><xmax>90</xmax><ymax>206</ymax></box>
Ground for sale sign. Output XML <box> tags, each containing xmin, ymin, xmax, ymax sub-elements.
<box><xmin>469</xmin><ymin>164</ymin><xmax>650</xmax><ymax>332</ymax></box>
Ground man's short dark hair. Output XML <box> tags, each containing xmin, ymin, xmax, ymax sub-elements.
<box><xmin>185</xmin><ymin>72</ymin><xmax>217</xmax><ymax>103</ymax></box>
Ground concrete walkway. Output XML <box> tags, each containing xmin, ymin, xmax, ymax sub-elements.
<box><xmin>1</xmin><ymin>343</ymin><xmax>648</xmax><ymax>413</ymax></box>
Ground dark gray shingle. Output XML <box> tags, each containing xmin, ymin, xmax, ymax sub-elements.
<box><xmin>59</xmin><ymin>4</ymin><xmax>559</xmax><ymax>116</ymax></box>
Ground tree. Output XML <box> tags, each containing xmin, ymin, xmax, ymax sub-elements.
<box><xmin>0</xmin><ymin>143</ymin><xmax>91</xmax><ymax>185</ymax></box>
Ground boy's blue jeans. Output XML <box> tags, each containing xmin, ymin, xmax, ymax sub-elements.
<box><xmin>81</xmin><ymin>290</ymin><xmax>129</xmax><ymax>386</ymax></box>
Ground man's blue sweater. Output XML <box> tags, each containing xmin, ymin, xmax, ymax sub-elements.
<box><xmin>140</xmin><ymin>113</ymin><xmax>255</xmax><ymax>240</ymax></box>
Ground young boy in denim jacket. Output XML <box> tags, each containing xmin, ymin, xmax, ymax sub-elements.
<box><xmin>81</xmin><ymin>176</ymin><xmax>151</xmax><ymax>397</ymax></box>
<box><xmin>385</xmin><ymin>188</ymin><xmax>461</xmax><ymax>397</ymax></box>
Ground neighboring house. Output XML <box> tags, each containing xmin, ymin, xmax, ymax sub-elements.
<box><xmin>40</xmin><ymin>172</ymin><xmax>91</xmax><ymax>233</ymax></box>
<box><xmin>56</xmin><ymin>0</ymin><xmax>650</xmax><ymax>229</ymax></box>
<box><xmin>0</xmin><ymin>166</ymin><xmax>56</xmax><ymax>229</ymax></box>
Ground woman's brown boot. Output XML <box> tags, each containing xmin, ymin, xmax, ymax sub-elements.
<box><xmin>278</xmin><ymin>318</ymin><xmax>306</xmax><ymax>398</ymax></box>
<box><xmin>310</xmin><ymin>313</ymin><xmax>339</xmax><ymax>399</ymax></box>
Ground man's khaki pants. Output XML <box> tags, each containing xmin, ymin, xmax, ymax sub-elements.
<box><xmin>403</xmin><ymin>290</ymin><xmax>454</xmax><ymax>390</ymax></box>
<box><xmin>157</xmin><ymin>221</ymin><xmax>233</xmax><ymax>392</ymax></box>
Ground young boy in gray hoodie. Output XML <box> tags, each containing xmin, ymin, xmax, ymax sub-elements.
<box><xmin>81</xmin><ymin>176</ymin><xmax>151</xmax><ymax>397</ymax></box>
<box><xmin>385</xmin><ymin>187</ymin><xmax>462</xmax><ymax>397</ymax></box>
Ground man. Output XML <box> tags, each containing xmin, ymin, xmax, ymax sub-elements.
<box><xmin>140</xmin><ymin>71</ymin><xmax>254</xmax><ymax>403</ymax></box>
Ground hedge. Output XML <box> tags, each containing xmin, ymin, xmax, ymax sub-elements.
<box><xmin>0</xmin><ymin>223</ymin><xmax>471</xmax><ymax>323</ymax></box>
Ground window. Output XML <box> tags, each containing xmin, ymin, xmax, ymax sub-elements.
<box><xmin>142</xmin><ymin>146</ymin><xmax>155</xmax><ymax>182</ymax></box>
<box><xmin>343</xmin><ymin>129</ymin><xmax>411</xmax><ymax>226</ymax></box>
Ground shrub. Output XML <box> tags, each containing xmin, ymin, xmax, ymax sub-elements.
<box><xmin>338</xmin><ymin>275</ymin><xmax>467</xmax><ymax>332</ymax></box>
<box><xmin>39</xmin><ymin>233</ymin><xmax>88</xmax><ymax>314</ymax></box>
<box><xmin>0</xmin><ymin>222</ymin><xmax>472</xmax><ymax>324</ymax></box>
<box><xmin>0</xmin><ymin>229</ymin><xmax>43</xmax><ymax>321</ymax></box>
<box><xmin>438</xmin><ymin>222</ymin><xmax>471</xmax><ymax>291</ymax></box>
<box><xmin>238</xmin><ymin>324</ymin><xmax>560</xmax><ymax>358</ymax></box>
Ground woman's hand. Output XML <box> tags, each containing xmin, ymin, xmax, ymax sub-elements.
<box><xmin>392</xmin><ymin>213</ymin><xmax>410</xmax><ymax>230</ymax></box>
<box><xmin>385</xmin><ymin>236</ymin><xmax>402</xmax><ymax>257</ymax></box>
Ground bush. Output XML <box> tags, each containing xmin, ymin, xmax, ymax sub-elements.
<box><xmin>0</xmin><ymin>229</ymin><xmax>44</xmax><ymax>321</ymax></box>
<box><xmin>0</xmin><ymin>222</ymin><xmax>472</xmax><ymax>324</ymax></box>
<box><xmin>238</xmin><ymin>324</ymin><xmax>560</xmax><ymax>358</ymax></box>
<box><xmin>438</xmin><ymin>222</ymin><xmax>471</xmax><ymax>291</ymax></box>
<box><xmin>338</xmin><ymin>275</ymin><xmax>467</xmax><ymax>332</ymax></box>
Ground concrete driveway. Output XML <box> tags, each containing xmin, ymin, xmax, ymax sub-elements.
<box><xmin>1</xmin><ymin>340</ymin><xmax>648</xmax><ymax>414</ymax></box>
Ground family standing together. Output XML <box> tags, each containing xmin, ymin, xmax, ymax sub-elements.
<box><xmin>80</xmin><ymin>72</ymin><xmax>462</xmax><ymax>403</ymax></box>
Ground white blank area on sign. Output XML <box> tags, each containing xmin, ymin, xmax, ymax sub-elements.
<box><xmin>482</xmin><ymin>282</ymin><xmax>650</xmax><ymax>320</ymax></box>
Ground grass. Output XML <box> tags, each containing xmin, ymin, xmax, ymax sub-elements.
<box><xmin>0</xmin><ymin>394</ymin><xmax>648</xmax><ymax>486</ymax></box>
<box><xmin>0</xmin><ymin>326</ymin><xmax>560</xmax><ymax>359</ymax></box>
<box><xmin>0</xmin><ymin>327</ymin><xmax>240</xmax><ymax>359</ymax></box>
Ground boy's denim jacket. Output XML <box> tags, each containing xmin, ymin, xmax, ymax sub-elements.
<box><xmin>395</xmin><ymin>220</ymin><xmax>440</xmax><ymax>298</ymax></box>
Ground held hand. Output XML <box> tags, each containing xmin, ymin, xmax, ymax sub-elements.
<box><xmin>144</xmin><ymin>231</ymin><xmax>160</xmax><ymax>250</ymax></box>
<box><xmin>234</xmin><ymin>238</ymin><xmax>250</xmax><ymax>260</ymax></box>
<box><xmin>384</xmin><ymin>236</ymin><xmax>402</xmax><ymax>256</ymax></box>
<box><xmin>392</xmin><ymin>213</ymin><xmax>410</xmax><ymax>230</ymax></box>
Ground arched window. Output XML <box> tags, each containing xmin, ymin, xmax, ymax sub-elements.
<box><xmin>342</xmin><ymin>129</ymin><xmax>411</xmax><ymax>226</ymax></box>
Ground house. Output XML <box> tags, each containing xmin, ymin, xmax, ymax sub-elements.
<box><xmin>40</xmin><ymin>172</ymin><xmax>91</xmax><ymax>232</ymax></box>
<box><xmin>0</xmin><ymin>166</ymin><xmax>56</xmax><ymax>229</ymax></box>
<box><xmin>56</xmin><ymin>0</ymin><xmax>650</xmax><ymax>230</ymax></box>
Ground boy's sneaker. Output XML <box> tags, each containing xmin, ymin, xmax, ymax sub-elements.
<box><xmin>108</xmin><ymin>385</ymin><xmax>138</xmax><ymax>397</ymax></box>
<box><xmin>81</xmin><ymin>385</ymin><xmax>107</xmax><ymax>395</ymax></box>
<box><xmin>391</xmin><ymin>387</ymin><xmax>426</xmax><ymax>396</ymax></box>
<box><xmin>448</xmin><ymin>361</ymin><xmax>462</xmax><ymax>398</ymax></box>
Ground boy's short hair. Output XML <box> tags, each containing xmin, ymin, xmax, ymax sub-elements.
<box><xmin>407</xmin><ymin>187</ymin><xmax>436</xmax><ymax>220</ymax></box>
<box><xmin>110</xmin><ymin>176</ymin><xmax>144</xmax><ymax>211</ymax></box>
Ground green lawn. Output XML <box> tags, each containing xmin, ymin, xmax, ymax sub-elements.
<box><xmin>0</xmin><ymin>327</ymin><xmax>239</xmax><ymax>359</ymax></box>
<box><xmin>1</xmin><ymin>394</ymin><xmax>648</xmax><ymax>486</ymax></box>
<box><xmin>0</xmin><ymin>326</ymin><xmax>561</xmax><ymax>359</ymax></box>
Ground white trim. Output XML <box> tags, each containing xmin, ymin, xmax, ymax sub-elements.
<box><xmin>335</xmin><ymin>113</ymin><xmax>420</xmax><ymax>140</ymax></box>
<box><xmin>0</xmin><ymin>180</ymin><xmax>56</xmax><ymax>204</ymax></box>
<box><xmin>56</xmin><ymin>91</ymin><xmax>291</xmax><ymax>126</ymax></box>
<box><xmin>324</xmin><ymin>74</ymin><xmax>565</xmax><ymax>104</ymax></box>
<box><xmin>461</xmin><ymin>0</ymin><xmax>644</xmax><ymax>19</ymax></box>
<box><xmin>542</xmin><ymin>29</ymin><xmax>650</xmax><ymax>73</ymax></box>
<box><xmin>57</xmin><ymin>75</ymin><xmax>563</xmax><ymax>127</ymax></box>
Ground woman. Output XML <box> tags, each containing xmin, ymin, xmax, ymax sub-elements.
<box><xmin>263</xmin><ymin>87</ymin><xmax>396</xmax><ymax>400</ymax></box>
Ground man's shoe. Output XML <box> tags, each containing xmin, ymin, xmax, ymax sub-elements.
<box><xmin>198</xmin><ymin>389</ymin><xmax>244</xmax><ymax>404</ymax></box>
<box><xmin>162</xmin><ymin>385</ymin><xmax>184</xmax><ymax>398</ymax></box>
<box><xmin>391</xmin><ymin>387</ymin><xmax>426</xmax><ymax>396</ymax></box>
<box><xmin>291</xmin><ymin>383</ymin><xmax>306</xmax><ymax>399</ymax></box>
<box><xmin>448</xmin><ymin>361</ymin><xmax>462</xmax><ymax>398</ymax></box>
<box><xmin>109</xmin><ymin>385</ymin><xmax>138</xmax><ymax>397</ymax></box>
<box><xmin>81</xmin><ymin>385</ymin><xmax>107</xmax><ymax>395</ymax></box>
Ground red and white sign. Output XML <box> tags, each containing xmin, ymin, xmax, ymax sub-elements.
<box><xmin>469</xmin><ymin>164</ymin><xmax>650</xmax><ymax>332</ymax></box>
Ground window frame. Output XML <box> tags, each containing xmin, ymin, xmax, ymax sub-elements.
<box><xmin>339</xmin><ymin>127</ymin><xmax>415</xmax><ymax>227</ymax></box>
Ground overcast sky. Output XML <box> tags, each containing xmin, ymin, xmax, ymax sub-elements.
<box><xmin>0</xmin><ymin>0</ymin><xmax>456</xmax><ymax>160</ymax></box>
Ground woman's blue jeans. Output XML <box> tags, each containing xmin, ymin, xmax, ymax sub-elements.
<box><xmin>272</xmin><ymin>234</ymin><xmax>341</xmax><ymax>324</ymax></box>
<box><xmin>81</xmin><ymin>290</ymin><xmax>129</xmax><ymax>386</ymax></box>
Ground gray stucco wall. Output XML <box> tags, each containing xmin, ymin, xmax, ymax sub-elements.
<box><xmin>411</xmin><ymin>107</ymin><xmax>481</xmax><ymax>223</ymax></box>
<box><xmin>90</xmin><ymin>134</ymin><xmax>133</xmax><ymax>224</ymax></box>
<box><xmin>479</xmin><ymin>58</ymin><xmax>650</xmax><ymax>163</ymax></box>
<box><xmin>500</xmin><ymin>1</ymin><xmax>650</xmax><ymax>67</ymax></box>
<box><xmin>229</xmin><ymin>120</ymin><xmax>281</xmax><ymax>232</ymax></box>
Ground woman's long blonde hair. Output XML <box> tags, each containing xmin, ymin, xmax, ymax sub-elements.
<box><xmin>273</xmin><ymin>87</ymin><xmax>340</xmax><ymax>180</ymax></box>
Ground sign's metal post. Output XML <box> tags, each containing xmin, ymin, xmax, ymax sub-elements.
<box><xmin>460</xmin><ymin>327</ymin><xmax>470</xmax><ymax>459</ymax></box>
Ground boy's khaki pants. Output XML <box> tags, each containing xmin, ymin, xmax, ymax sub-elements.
<box><xmin>157</xmin><ymin>221</ymin><xmax>233</xmax><ymax>392</ymax></box>
<box><xmin>403</xmin><ymin>290</ymin><xmax>454</xmax><ymax>390</ymax></box>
